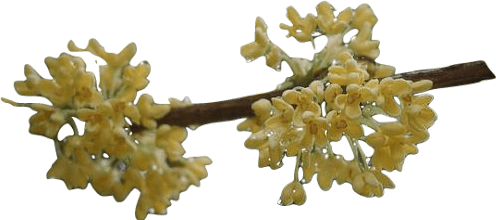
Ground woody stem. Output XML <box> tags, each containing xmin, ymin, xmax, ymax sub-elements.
<box><xmin>131</xmin><ymin>60</ymin><xmax>494</xmax><ymax>133</ymax></box>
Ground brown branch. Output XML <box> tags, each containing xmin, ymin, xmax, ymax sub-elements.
<box><xmin>131</xmin><ymin>60</ymin><xmax>494</xmax><ymax>132</ymax></box>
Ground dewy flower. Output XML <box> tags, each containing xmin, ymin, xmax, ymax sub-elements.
<box><xmin>326</xmin><ymin>110</ymin><xmax>363</xmax><ymax>141</ymax></box>
<box><xmin>265</xmin><ymin>44</ymin><xmax>284</xmax><ymax>70</ymax></box>
<box><xmin>279</xmin><ymin>5</ymin><xmax>317</xmax><ymax>43</ymax></box>
<box><xmin>315</xmin><ymin>1</ymin><xmax>353</xmax><ymax>35</ymax></box>
<box><xmin>335</xmin><ymin>84</ymin><xmax>375</xmax><ymax>119</ymax></box>
<box><xmin>366</xmin><ymin>122</ymin><xmax>419</xmax><ymax>171</ymax></box>
<box><xmin>240</xmin><ymin>17</ymin><xmax>269</xmax><ymax>62</ymax></box>
<box><xmin>279</xmin><ymin>180</ymin><xmax>307</xmax><ymax>206</ymax></box>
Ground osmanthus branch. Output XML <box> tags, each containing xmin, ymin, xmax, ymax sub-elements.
<box><xmin>130</xmin><ymin>61</ymin><xmax>494</xmax><ymax>133</ymax></box>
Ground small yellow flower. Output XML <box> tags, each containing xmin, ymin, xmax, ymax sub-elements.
<box><xmin>136</xmin><ymin>94</ymin><xmax>171</xmax><ymax>129</ymax></box>
<box><xmin>401</xmin><ymin>94</ymin><xmax>436</xmax><ymax>133</ymax></box>
<box><xmin>349</xmin><ymin>23</ymin><xmax>380</xmax><ymax>60</ymax></box>
<box><xmin>352</xmin><ymin>169</ymin><xmax>395</xmax><ymax>198</ymax></box>
<box><xmin>14</xmin><ymin>64</ymin><xmax>41</xmax><ymax>96</ymax></box>
<box><xmin>366</xmin><ymin>122</ymin><xmax>419</xmax><ymax>171</ymax></box>
<box><xmin>240</xmin><ymin>17</ymin><xmax>269</xmax><ymax>62</ymax></box>
<box><xmin>47</xmin><ymin>156</ymin><xmax>91</xmax><ymax>190</ymax></box>
<box><xmin>279</xmin><ymin>180</ymin><xmax>307</xmax><ymax>206</ymax></box>
<box><xmin>77</xmin><ymin>103</ymin><xmax>113</xmax><ymax>133</ymax></box>
<box><xmin>350</xmin><ymin>4</ymin><xmax>377</xmax><ymax>30</ymax></box>
<box><xmin>280</xmin><ymin>6</ymin><xmax>317</xmax><ymax>43</ymax></box>
<box><xmin>299</xmin><ymin>111</ymin><xmax>328</xmax><ymax>148</ymax></box>
<box><xmin>328</xmin><ymin>52</ymin><xmax>370</xmax><ymax>85</ymax></box>
<box><xmin>316</xmin><ymin>2</ymin><xmax>353</xmax><ymax>35</ymax></box>
<box><xmin>376</xmin><ymin>77</ymin><xmax>411</xmax><ymax>117</ymax></box>
<box><xmin>335</xmin><ymin>84</ymin><xmax>375</xmax><ymax>119</ymax></box>
<box><xmin>326</xmin><ymin>110</ymin><xmax>363</xmax><ymax>141</ymax></box>
<box><xmin>156</xmin><ymin>125</ymin><xmax>188</xmax><ymax>162</ymax></box>
<box><xmin>282</xmin><ymin>88</ymin><xmax>321</xmax><ymax>126</ymax></box>
<box><xmin>313</xmin><ymin>151</ymin><xmax>345</xmax><ymax>191</ymax></box>
<box><xmin>122</xmin><ymin>61</ymin><xmax>151</xmax><ymax>91</ymax></box>
<box><xmin>74</xmin><ymin>71</ymin><xmax>103</xmax><ymax>108</ymax></box>
<box><xmin>324</xmin><ymin>83</ymin><xmax>343</xmax><ymax>112</ymax></box>
<box><xmin>237</xmin><ymin>98</ymin><xmax>272</xmax><ymax>133</ymax></box>
<box><xmin>27</xmin><ymin>107</ymin><xmax>66</xmax><ymax>139</ymax></box>
<box><xmin>264</xmin><ymin>44</ymin><xmax>283</xmax><ymax>70</ymax></box>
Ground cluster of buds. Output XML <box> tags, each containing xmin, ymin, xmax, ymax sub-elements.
<box><xmin>3</xmin><ymin>39</ymin><xmax>211</xmax><ymax>220</ymax></box>
<box><xmin>238</xmin><ymin>2</ymin><xmax>436</xmax><ymax>203</ymax></box>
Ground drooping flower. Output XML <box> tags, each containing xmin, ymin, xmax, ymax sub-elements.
<box><xmin>279</xmin><ymin>180</ymin><xmax>307</xmax><ymax>206</ymax></box>
<box><xmin>351</xmin><ymin>170</ymin><xmax>394</xmax><ymax>197</ymax></box>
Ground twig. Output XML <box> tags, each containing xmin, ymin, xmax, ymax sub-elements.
<box><xmin>131</xmin><ymin>60</ymin><xmax>494</xmax><ymax>132</ymax></box>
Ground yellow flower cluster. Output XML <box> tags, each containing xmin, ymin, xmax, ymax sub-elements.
<box><xmin>238</xmin><ymin>2</ymin><xmax>436</xmax><ymax>202</ymax></box>
<box><xmin>240</xmin><ymin>1</ymin><xmax>395</xmax><ymax>90</ymax></box>
<box><xmin>3</xmin><ymin>39</ymin><xmax>211</xmax><ymax>220</ymax></box>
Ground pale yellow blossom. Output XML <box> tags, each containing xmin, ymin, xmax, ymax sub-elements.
<box><xmin>326</xmin><ymin>110</ymin><xmax>363</xmax><ymax>141</ymax></box>
<box><xmin>237</xmin><ymin>99</ymin><xmax>272</xmax><ymax>133</ymax></box>
<box><xmin>279</xmin><ymin>180</ymin><xmax>307</xmax><ymax>206</ymax></box>
<box><xmin>136</xmin><ymin>94</ymin><xmax>171</xmax><ymax>129</ymax></box>
<box><xmin>376</xmin><ymin>77</ymin><xmax>411</xmax><ymax>117</ymax></box>
<box><xmin>282</xmin><ymin>87</ymin><xmax>321</xmax><ymax>126</ymax></box>
<box><xmin>351</xmin><ymin>170</ymin><xmax>394</xmax><ymax>197</ymax></box>
<box><xmin>351</xmin><ymin>4</ymin><xmax>377</xmax><ymax>30</ymax></box>
<box><xmin>316</xmin><ymin>2</ymin><xmax>353</xmax><ymax>35</ymax></box>
<box><xmin>335</xmin><ymin>84</ymin><xmax>375</xmax><ymax>119</ymax></box>
<box><xmin>328</xmin><ymin>52</ymin><xmax>370</xmax><ymax>85</ymax></box>
<box><xmin>279</xmin><ymin>5</ymin><xmax>317</xmax><ymax>43</ymax></box>
<box><xmin>299</xmin><ymin>111</ymin><xmax>329</xmax><ymax>149</ymax></box>
<box><xmin>324</xmin><ymin>83</ymin><xmax>343</xmax><ymax>112</ymax></box>
<box><xmin>156</xmin><ymin>125</ymin><xmax>188</xmax><ymax>162</ymax></box>
<box><xmin>401</xmin><ymin>94</ymin><xmax>437</xmax><ymax>133</ymax></box>
<box><xmin>350</xmin><ymin>22</ymin><xmax>380</xmax><ymax>60</ymax></box>
<box><xmin>366</xmin><ymin>122</ymin><xmax>419</xmax><ymax>171</ymax></box>
<box><xmin>240</xmin><ymin>28</ymin><xmax>269</xmax><ymax>63</ymax></box>
<box><xmin>14</xmin><ymin>64</ymin><xmax>41</xmax><ymax>96</ymax></box>
<box><xmin>28</xmin><ymin>103</ymin><xmax>66</xmax><ymax>139</ymax></box>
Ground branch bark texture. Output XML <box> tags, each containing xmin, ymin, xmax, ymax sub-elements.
<box><xmin>132</xmin><ymin>61</ymin><xmax>495</xmax><ymax>132</ymax></box>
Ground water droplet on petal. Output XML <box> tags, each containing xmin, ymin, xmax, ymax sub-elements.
<box><xmin>277</xmin><ymin>199</ymin><xmax>283</xmax><ymax>205</ymax></box>
<box><xmin>245</xmin><ymin>58</ymin><xmax>254</xmax><ymax>63</ymax></box>
<box><xmin>188</xmin><ymin>124</ymin><xmax>200</xmax><ymax>131</ymax></box>
<box><xmin>148</xmin><ymin>208</ymin><xmax>155</xmax><ymax>214</ymax></box>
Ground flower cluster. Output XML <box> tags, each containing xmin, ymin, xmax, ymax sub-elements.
<box><xmin>3</xmin><ymin>39</ymin><xmax>211</xmax><ymax>220</ymax></box>
<box><xmin>238</xmin><ymin>2</ymin><xmax>436</xmax><ymax>203</ymax></box>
